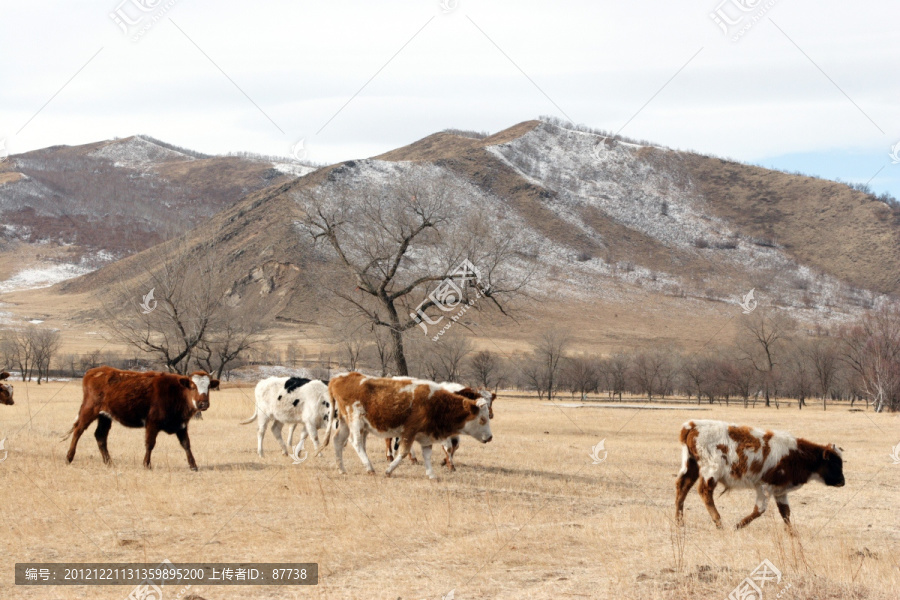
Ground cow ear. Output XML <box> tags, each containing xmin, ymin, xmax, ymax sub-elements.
<box><xmin>209</xmin><ymin>379</ymin><xmax>220</xmax><ymax>390</ymax></box>
<box><xmin>0</xmin><ymin>372</ymin><xmax>8</xmax><ymax>380</ymax></box>
<box><xmin>468</xmin><ymin>400</ymin><xmax>480</xmax><ymax>415</ymax></box>
<box><xmin>179</xmin><ymin>377</ymin><xmax>193</xmax><ymax>389</ymax></box>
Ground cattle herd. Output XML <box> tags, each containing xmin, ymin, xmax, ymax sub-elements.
<box><xmin>0</xmin><ymin>367</ymin><xmax>847</xmax><ymax>530</ymax></box>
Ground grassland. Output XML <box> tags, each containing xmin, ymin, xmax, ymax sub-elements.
<box><xmin>1</xmin><ymin>382</ymin><xmax>898</xmax><ymax>599</ymax></box>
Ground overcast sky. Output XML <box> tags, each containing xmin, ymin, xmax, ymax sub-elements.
<box><xmin>2</xmin><ymin>0</ymin><xmax>898</xmax><ymax>197</ymax></box>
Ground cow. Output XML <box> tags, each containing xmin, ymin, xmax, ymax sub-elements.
<box><xmin>0</xmin><ymin>372</ymin><xmax>13</xmax><ymax>405</ymax></box>
<box><xmin>240</xmin><ymin>376</ymin><xmax>332</xmax><ymax>458</ymax></box>
<box><xmin>384</xmin><ymin>380</ymin><xmax>496</xmax><ymax>471</ymax></box>
<box><xmin>675</xmin><ymin>420</ymin><xmax>845</xmax><ymax>530</ymax></box>
<box><xmin>328</xmin><ymin>372</ymin><xmax>493</xmax><ymax>479</ymax></box>
<box><xmin>65</xmin><ymin>367</ymin><xmax>219</xmax><ymax>471</ymax></box>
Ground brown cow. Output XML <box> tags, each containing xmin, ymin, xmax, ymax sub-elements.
<box><xmin>328</xmin><ymin>373</ymin><xmax>493</xmax><ymax>479</ymax></box>
<box><xmin>676</xmin><ymin>420</ymin><xmax>844</xmax><ymax>530</ymax></box>
<box><xmin>384</xmin><ymin>382</ymin><xmax>496</xmax><ymax>471</ymax></box>
<box><xmin>65</xmin><ymin>367</ymin><xmax>219</xmax><ymax>471</ymax></box>
<box><xmin>0</xmin><ymin>372</ymin><xmax>13</xmax><ymax>405</ymax></box>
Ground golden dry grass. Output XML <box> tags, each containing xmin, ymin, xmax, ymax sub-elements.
<box><xmin>1</xmin><ymin>383</ymin><xmax>898</xmax><ymax>599</ymax></box>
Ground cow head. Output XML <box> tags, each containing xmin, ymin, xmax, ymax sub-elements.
<box><xmin>188</xmin><ymin>371</ymin><xmax>220</xmax><ymax>412</ymax></box>
<box><xmin>481</xmin><ymin>390</ymin><xmax>497</xmax><ymax>419</ymax></box>
<box><xmin>819</xmin><ymin>444</ymin><xmax>845</xmax><ymax>487</ymax></box>
<box><xmin>461</xmin><ymin>397</ymin><xmax>493</xmax><ymax>443</ymax></box>
<box><xmin>0</xmin><ymin>371</ymin><xmax>13</xmax><ymax>405</ymax></box>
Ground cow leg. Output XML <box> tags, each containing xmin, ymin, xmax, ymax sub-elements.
<box><xmin>143</xmin><ymin>425</ymin><xmax>160</xmax><ymax>470</ymax></box>
<box><xmin>385</xmin><ymin>438</ymin><xmax>394</xmax><ymax>461</ymax></box>
<box><xmin>333</xmin><ymin>420</ymin><xmax>351</xmax><ymax>474</ymax></box>
<box><xmin>176</xmin><ymin>428</ymin><xmax>198</xmax><ymax>471</ymax></box>
<box><xmin>304</xmin><ymin>421</ymin><xmax>320</xmax><ymax>454</ymax></box>
<box><xmin>294</xmin><ymin>427</ymin><xmax>309</xmax><ymax>457</ymax></box>
<box><xmin>736</xmin><ymin>489</ymin><xmax>769</xmax><ymax>530</ymax></box>
<box><xmin>421</xmin><ymin>444</ymin><xmax>435</xmax><ymax>480</ymax></box>
<box><xmin>66</xmin><ymin>407</ymin><xmax>99</xmax><ymax>464</ymax></box>
<box><xmin>286</xmin><ymin>423</ymin><xmax>296</xmax><ymax>448</ymax></box>
<box><xmin>94</xmin><ymin>414</ymin><xmax>113</xmax><ymax>465</ymax></box>
<box><xmin>441</xmin><ymin>437</ymin><xmax>459</xmax><ymax>471</ymax></box>
<box><xmin>697</xmin><ymin>477</ymin><xmax>723</xmax><ymax>529</ymax></box>
<box><xmin>271</xmin><ymin>420</ymin><xmax>290</xmax><ymax>456</ymax></box>
<box><xmin>675</xmin><ymin>457</ymin><xmax>700</xmax><ymax>524</ymax></box>
<box><xmin>408</xmin><ymin>445</ymin><xmax>418</xmax><ymax>464</ymax></box>
<box><xmin>350</xmin><ymin>428</ymin><xmax>375</xmax><ymax>474</ymax></box>
<box><xmin>775</xmin><ymin>493</ymin><xmax>793</xmax><ymax>532</ymax></box>
<box><xmin>385</xmin><ymin>436</ymin><xmax>414</xmax><ymax>477</ymax></box>
<box><xmin>256</xmin><ymin>415</ymin><xmax>269</xmax><ymax>457</ymax></box>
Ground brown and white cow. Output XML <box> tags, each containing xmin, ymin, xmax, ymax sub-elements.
<box><xmin>328</xmin><ymin>372</ymin><xmax>493</xmax><ymax>479</ymax></box>
<box><xmin>65</xmin><ymin>367</ymin><xmax>219</xmax><ymax>471</ymax></box>
<box><xmin>384</xmin><ymin>380</ymin><xmax>496</xmax><ymax>471</ymax></box>
<box><xmin>675</xmin><ymin>420</ymin><xmax>844</xmax><ymax>530</ymax></box>
<box><xmin>0</xmin><ymin>372</ymin><xmax>13</xmax><ymax>405</ymax></box>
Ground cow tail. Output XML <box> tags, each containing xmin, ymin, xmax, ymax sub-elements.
<box><xmin>239</xmin><ymin>408</ymin><xmax>258</xmax><ymax>425</ymax></box>
<box><xmin>60</xmin><ymin>422</ymin><xmax>76</xmax><ymax>441</ymax></box>
<box><xmin>317</xmin><ymin>392</ymin><xmax>339</xmax><ymax>456</ymax></box>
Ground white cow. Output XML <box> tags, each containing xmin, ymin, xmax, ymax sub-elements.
<box><xmin>241</xmin><ymin>376</ymin><xmax>332</xmax><ymax>457</ymax></box>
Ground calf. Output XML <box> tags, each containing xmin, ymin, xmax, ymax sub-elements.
<box><xmin>328</xmin><ymin>372</ymin><xmax>493</xmax><ymax>479</ymax></box>
<box><xmin>65</xmin><ymin>367</ymin><xmax>219</xmax><ymax>471</ymax></box>
<box><xmin>675</xmin><ymin>420</ymin><xmax>844</xmax><ymax>530</ymax></box>
<box><xmin>385</xmin><ymin>381</ymin><xmax>496</xmax><ymax>471</ymax></box>
<box><xmin>240</xmin><ymin>376</ymin><xmax>332</xmax><ymax>457</ymax></box>
<box><xmin>0</xmin><ymin>372</ymin><xmax>13</xmax><ymax>405</ymax></box>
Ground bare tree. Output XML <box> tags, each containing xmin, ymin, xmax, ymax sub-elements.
<box><xmin>630</xmin><ymin>350</ymin><xmax>673</xmax><ymax>401</ymax></box>
<box><xmin>603</xmin><ymin>353</ymin><xmax>629</xmax><ymax>401</ymax></box>
<box><xmin>525</xmin><ymin>330</ymin><xmax>570</xmax><ymax>401</ymax></box>
<box><xmin>468</xmin><ymin>350</ymin><xmax>504</xmax><ymax>390</ymax></box>
<box><xmin>562</xmin><ymin>355</ymin><xmax>601</xmax><ymax>401</ymax></box>
<box><xmin>193</xmin><ymin>307</ymin><xmax>267</xmax><ymax>380</ymax></box>
<box><xmin>841</xmin><ymin>307</ymin><xmax>900</xmax><ymax>412</ymax></box>
<box><xmin>105</xmin><ymin>242</ymin><xmax>265</xmax><ymax>374</ymax></box>
<box><xmin>296</xmin><ymin>166</ymin><xmax>526</xmax><ymax>376</ymax></box>
<box><xmin>682</xmin><ymin>354</ymin><xmax>716</xmax><ymax>404</ymax></box>
<box><xmin>31</xmin><ymin>328</ymin><xmax>61</xmax><ymax>384</ymax></box>
<box><xmin>739</xmin><ymin>310</ymin><xmax>794</xmax><ymax>407</ymax></box>
<box><xmin>804</xmin><ymin>336</ymin><xmax>841</xmax><ymax>410</ymax></box>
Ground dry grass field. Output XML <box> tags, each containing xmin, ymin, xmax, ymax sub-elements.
<box><xmin>1</xmin><ymin>382</ymin><xmax>898</xmax><ymax>599</ymax></box>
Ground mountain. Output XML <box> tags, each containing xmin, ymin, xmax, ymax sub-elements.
<box><xmin>6</xmin><ymin>119</ymin><xmax>899</xmax><ymax>350</ymax></box>
<box><xmin>0</xmin><ymin>135</ymin><xmax>315</xmax><ymax>291</ymax></box>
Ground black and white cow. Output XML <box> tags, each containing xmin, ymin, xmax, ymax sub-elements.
<box><xmin>240</xmin><ymin>376</ymin><xmax>332</xmax><ymax>457</ymax></box>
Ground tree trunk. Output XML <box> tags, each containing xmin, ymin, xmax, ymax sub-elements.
<box><xmin>384</xmin><ymin>299</ymin><xmax>409</xmax><ymax>376</ymax></box>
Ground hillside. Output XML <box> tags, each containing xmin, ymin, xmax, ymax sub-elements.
<box><xmin>4</xmin><ymin>118</ymin><xmax>898</xmax><ymax>353</ymax></box>
<box><xmin>0</xmin><ymin>135</ymin><xmax>315</xmax><ymax>291</ymax></box>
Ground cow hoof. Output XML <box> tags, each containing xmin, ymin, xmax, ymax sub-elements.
<box><xmin>190</xmin><ymin>466</ymin><xmax>198</xmax><ymax>472</ymax></box>
<box><xmin>428</xmin><ymin>475</ymin><xmax>436</xmax><ymax>480</ymax></box>
<box><xmin>410</xmin><ymin>458</ymin><xmax>419</xmax><ymax>464</ymax></box>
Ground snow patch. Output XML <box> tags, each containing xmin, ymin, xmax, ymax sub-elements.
<box><xmin>271</xmin><ymin>162</ymin><xmax>317</xmax><ymax>178</ymax></box>
<box><xmin>0</xmin><ymin>263</ymin><xmax>94</xmax><ymax>294</ymax></box>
